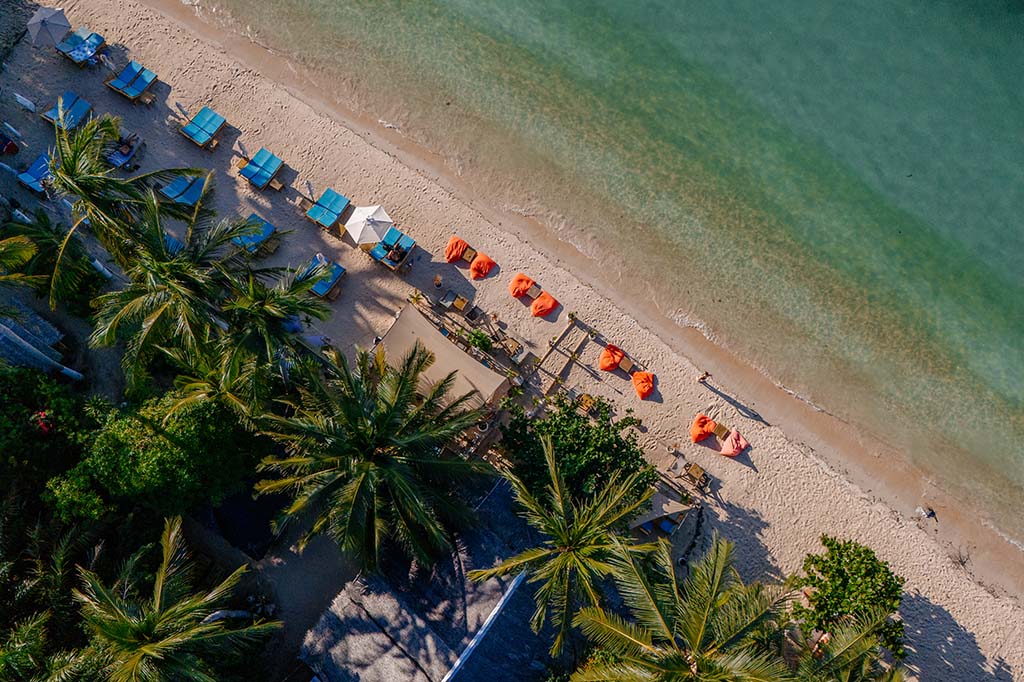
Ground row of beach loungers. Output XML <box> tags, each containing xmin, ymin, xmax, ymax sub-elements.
<box><xmin>17</xmin><ymin>23</ymin><xmax>421</xmax><ymax>303</ymax></box>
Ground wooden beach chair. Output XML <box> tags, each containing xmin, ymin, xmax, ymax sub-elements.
<box><xmin>712</xmin><ymin>422</ymin><xmax>731</xmax><ymax>440</ymax></box>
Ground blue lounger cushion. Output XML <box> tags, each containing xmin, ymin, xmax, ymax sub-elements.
<box><xmin>397</xmin><ymin>234</ymin><xmax>415</xmax><ymax>251</ymax></box>
<box><xmin>305</xmin><ymin>189</ymin><xmax>350</xmax><ymax>227</ymax></box>
<box><xmin>181</xmin><ymin>107</ymin><xmax>225</xmax><ymax>146</ymax></box>
<box><xmin>43</xmin><ymin>92</ymin><xmax>92</xmax><ymax>130</ymax></box>
<box><xmin>305</xmin><ymin>203</ymin><xmax>335</xmax><ymax>227</ymax></box>
<box><xmin>58</xmin><ymin>28</ymin><xmax>104</xmax><ymax>64</ymax></box>
<box><xmin>232</xmin><ymin>213</ymin><xmax>276</xmax><ymax>253</ymax></box>
<box><xmin>369</xmin><ymin>243</ymin><xmax>388</xmax><ymax>261</ymax></box>
<box><xmin>301</xmin><ymin>253</ymin><xmax>345</xmax><ymax>297</ymax></box>
<box><xmin>658</xmin><ymin>518</ymin><xmax>676</xmax><ymax>534</ymax></box>
<box><xmin>196</xmin><ymin>107</ymin><xmax>226</xmax><ymax>133</ymax></box>
<box><xmin>240</xmin><ymin>148</ymin><xmax>283</xmax><ymax>189</ymax></box>
<box><xmin>121</xmin><ymin>68</ymin><xmax>156</xmax><ymax>99</ymax></box>
<box><xmin>164</xmin><ymin>233</ymin><xmax>184</xmax><ymax>255</ymax></box>
<box><xmin>159</xmin><ymin>175</ymin><xmax>192</xmax><ymax>201</ymax></box>
<box><xmin>56</xmin><ymin>27</ymin><xmax>88</xmax><ymax>54</ymax></box>
<box><xmin>177</xmin><ymin>177</ymin><xmax>205</xmax><ymax>206</ymax></box>
<box><xmin>17</xmin><ymin>153</ymin><xmax>51</xmax><ymax>193</ymax></box>
<box><xmin>108</xmin><ymin>61</ymin><xmax>143</xmax><ymax>92</ymax></box>
<box><xmin>380</xmin><ymin>226</ymin><xmax>401</xmax><ymax>249</ymax></box>
<box><xmin>181</xmin><ymin>122</ymin><xmax>211</xmax><ymax>146</ymax></box>
<box><xmin>323</xmin><ymin>189</ymin><xmax>350</xmax><ymax>215</ymax></box>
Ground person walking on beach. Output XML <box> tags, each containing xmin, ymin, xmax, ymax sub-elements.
<box><xmin>697</xmin><ymin>371</ymin><xmax>711</xmax><ymax>384</ymax></box>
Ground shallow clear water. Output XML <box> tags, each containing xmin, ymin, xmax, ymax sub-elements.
<box><xmin>199</xmin><ymin>0</ymin><xmax>1024</xmax><ymax>540</ymax></box>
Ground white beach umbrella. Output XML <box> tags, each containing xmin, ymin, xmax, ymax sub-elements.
<box><xmin>27</xmin><ymin>8</ymin><xmax>71</xmax><ymax>47</ymax></box>
<box><xmin>344</xmin><ymin>205</ymin><xmax>393</xmax><ymax>245</ymax></box>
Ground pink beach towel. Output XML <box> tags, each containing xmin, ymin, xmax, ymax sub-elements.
<box><xmin>719</xmin><ymin>429</ymin><xmax>750</xmax><ymax>457</ymax></box>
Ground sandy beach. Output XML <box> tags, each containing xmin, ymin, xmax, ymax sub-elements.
<box><xmin>2</xmin><ymin>0</ymin><xmax>1022</xmax><ymax>678</ymax></box>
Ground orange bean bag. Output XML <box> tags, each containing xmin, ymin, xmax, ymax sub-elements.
<box><xmin>531</xmin><ymin>291</ymin><xmax>558</xmax><ymax>317</ymax></box>
<box><xmin>599</xmin><ymin>345</ymin><xmax>626</xmax><ymax>371</ymax></box>
<box><xmin>509</xmin><ymin>272</ymin><xmax>536</xmax><ymax>298</ymax></box>
<box><xmin>690</xmin><ymin>414</ymin><xmax>717</xmax><ymax>443</ymax></box>
<box><xmin>445</xmin><ymin>236</ymin><xmax>469</xmax><ymax>263</ymax></box>
<box><xmin>633</xmin><ymin>371</ymin><xmax>655</xmax><ymax>399</ymax></box>
<box><xmin>469</xmin><ymin>252</ymin><xmax>496</xmax><ymax>280</ymax></box>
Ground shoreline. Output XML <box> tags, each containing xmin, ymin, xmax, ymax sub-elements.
<box><xmin>138</xmin><ymin>0</ymin><xmax>1024</xmax><ymax>602</ymax></box>
<box><xmin>22</xmin><ymin>0</ymin><xmax>1024</xmax><ymax>676</ymax></box>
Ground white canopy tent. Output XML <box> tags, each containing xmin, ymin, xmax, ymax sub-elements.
<box><xmin>27</xmin><ymin>7</ymin><xmax>70</xmax><ymax>47</ymax></box>
<box><xmin>344</xmin><ymin>205</ymin><xmax>393</xmax><ymax>245</ymax></box>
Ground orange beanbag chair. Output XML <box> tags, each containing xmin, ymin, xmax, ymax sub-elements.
<box><xmin>445</xmin><ymin>236</ymin><xmax>469</xmax><ymax>263</ymax></box>
<box><xmin>632</xmin><ymin>371</ymin><xmax>655</xmax><ymax>399</ymax></box>
<box><xmin>719</xmin><ymin>429</ymin><xmax>750</xmax><ymax>457</ymax></box>
<box><xmin>531</xmin><ymin>291</ymin><xmax>558</xmax><ymax>317</ymax></box>
<box><xmin>690</xmin><ymin>414</ymin><xmax>717</xmax><ymax>443</ymax></box>
<box><xmin>599</xmin><ymin>345</ymin><xmax>625</xmax><ymax>371</ymax></box>
<box><xmin>469</xmin><ymin>252</ymin><xmax>496</xmax><ymax>280</ymax></box>
<box><xmin>509</xmin><ymin>273</ymin><xmax>536</xmax><ymax>298</ymax></box>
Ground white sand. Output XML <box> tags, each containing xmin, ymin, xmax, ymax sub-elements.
<box><xmin>3</xmin><ymin>1</ymin><xmax>1022</xmax><ymax>678</ymax></box>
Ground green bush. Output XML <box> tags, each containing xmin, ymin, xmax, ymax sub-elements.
<box><xmin>48</xmin><ymin>396</ymin><xmax>263</xmax><ymax>520</ymax></box>
<box><xmin>795</xmin><ymin>535</ymin><xmax>906</xmax><ymax>657</ymax></box>
<box><xmin>500</xmin><ymin>395</ymin><xmax>656</xmax><ymax>500</ymax></box>
<box><xmin>0</xmin><ymin>366</ymin><xmax>96</xmax><ymax>490</ymax></box>
<box><xmin>466</xmin><ymin>329</ymin><xmax>493</xmax><ymax>353</ymax></box>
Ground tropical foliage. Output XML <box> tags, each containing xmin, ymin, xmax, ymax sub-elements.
<box><xmin>48</xmin><ymin>396</ymin><xmax>263</xmax><ymax>521</ymax></box>
<box><xmin>501</xmin><ymin>395</ymin><xmax>656</xmax><ymax>500</ymax></box>
<box><xmin>573</xmin><ymin>534</ymin><xmax>792</xmax><ymax>681</ymax></box>
<box><xmin>256</xmin><ymin>343</ymin><xmax>485</xmax><ymax>570</ymax></box>
<box><xmin>73</xmin><ymin>516</ymin><xmax>279</xmax><ymax>681</ymax></box>
<box><xmin>795</xmin><ymin>536</ymin><xmax>905</xmax><ymax>658</ymax></box>
<box><xmin>4</xmin><ymin>209</ymin><xmax>104</xmax><ymax>313</ymax></box>
<box><xmin>469</xmin><ymin>436</ymin><xmax>654</xmax><ymax>655</ymax></box>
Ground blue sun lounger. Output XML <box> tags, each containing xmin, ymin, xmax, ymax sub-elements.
<box><xmin>164</xmin><ymin>233</ymin><xmax>185</xmax><ymax>255</ymax></box>
<box><xmin>180</xmin><ymin>107</ymin><xmax>227</xmax><ymax>150</ymax></box>
<box><xmin>56</xmin><ymin>27</ymin><xmax>105</xmax><ymax>66</ymax></box>
<box><xmin>17</xmin><ymin>153</ymin><xmax>52</xmax><ymax>193</ymax></box>
<box><xmin>237</xmin><ymin>148</ymin><xmax>284</xmax><ymax>191</ymax></box>
<box><xmin>159</xmin><ymin>175</ymin><xmax>206</xmax><ymax>207</ymax></box>
<box><xmin>41</xmin><ymin>91</ymin><xmax>92</xmax><ymax>130</ymax></box>
<box><xmin>369</xmin><ymin>226</ymin><xmax>416</xmax><ymax>270</ymax></box>
<box><xmin>304</xmin><ymin>188</ymin><xmax>350</xmax><ymax>230</ymax></box>
<box><xmin>105</xmin><ymin>61</ymin><xmax>158</xmax><ymax>102</ymax></box>
<box><xmin>300</xmin><ymin>252</ymin><xmax>346</xmax><ymax>300</ymax></box>
<box><xmin>232</xmin><ymin>213</ymin><xmax>278</xmax><ymax>254</ymax></box>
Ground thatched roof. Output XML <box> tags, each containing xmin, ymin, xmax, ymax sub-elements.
<box><xmin>300</xmin><ymin>482</ymin><xmax>544</xmax><ymax>682</ymax></box>
<box><xmin>380</xmin><ymin>305</ymin><xmax>508</xmax><ymax>406</ymax></box>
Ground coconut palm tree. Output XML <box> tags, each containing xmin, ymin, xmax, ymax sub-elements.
<box><xmin>219</xmin><ymin>266</ymin><xmax>330</xmax><ymax>367</ymax></box>
<box><xmin>792</xmin><ymin>608</ymin><xmax>907</xmax><ymax>682</ymax></box>
<box><xmin>73</xmin><ymin>517</ymin><xmax>278</xmax><ymax>682</ymax></box>
<box><xmin>89</xmin><ymin>189</ymin><xmax>255</xmax><ymax>388</ymax></box>
<box><xmin>572</xmin><ymin>534</ymin><xmax>793</xmax><ymax>681</ymax></box>
<box><xmin>162</xmin><ymin>338</ymin><xmax>279</xmax><ymax>425</ymax></box>
<box><xmin>0</xmin><ymin>235</ymin><xmax>43</xmax><ymax>318</ymax></box>
<box><xmin>5</xmin><ymin>210</ymin><xmax>97</xmax><ymax>309</ymax></box>
<box><xmin>256</xmin><ymin>343</ymin><xmax>485</xmax><ymax>571</ymax></box>
<box><xmin>0</xmin><ymin>612</ymin><xmax>49</xmax><ymax>681</ymax></box>
<box><xmin>46</xmin><ymin>112</ymin><xmax>196</xmax><ymax>306</ymax></box>
<box><xmin>468</xmin><ymin>436</ymin><xmax>655</xmax><ymax>656</ymax></box>
<box><xmin>0</xmin><ymin>235</ymin><xmax>40</xmax><ymax>288</ymax></box>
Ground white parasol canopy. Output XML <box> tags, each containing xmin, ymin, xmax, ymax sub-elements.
<box><xmin>344</xmin><ymin>205</ymin><xmax>393</xmax><ymax>245</ymax></box>
<box><xmin>27</xmin><ymin>7</ymin><xmax>71</xmax><ymax>47</ymax></box>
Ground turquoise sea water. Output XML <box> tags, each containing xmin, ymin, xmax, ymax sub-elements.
<box><xmin>199</xmin><ymin>0</ymin><xmax>1024</xmax><ymax>541</ymax></box>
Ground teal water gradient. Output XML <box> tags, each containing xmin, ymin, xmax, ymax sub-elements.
<box><xmin>200</xmin><ymin>0</ymin><xmax>1024</xmax><ymax>539</ymax></box>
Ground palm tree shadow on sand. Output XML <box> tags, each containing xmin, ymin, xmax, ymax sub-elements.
<box><xmin>701</xmin><ymin>381</ymin><xmax>770</xmax><ymax>425</ymax></box>
<box><xmin>899</xmin><ymin>590</ymin><xmax>1015</xmax><ymax>681</ymax></box>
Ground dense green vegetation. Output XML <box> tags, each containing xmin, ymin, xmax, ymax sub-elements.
<box><xmin>501</xmin><ymin>395</ymin><xmax>657</xmax><ymax>500</ymax></box>
<box><xmin>795</xmin><ymin>535</ymin><xmax>907</xmax><ymax>658</ymax></box>
<box><xmin>0</xmin><ymin>106</ymin><xmax>911</xmax><ymax>680</ymax></box>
